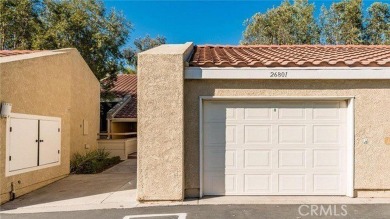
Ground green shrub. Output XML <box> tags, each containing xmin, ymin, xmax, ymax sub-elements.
<box><xmin>70</xmin><ymin>149</ymin><xmax>121</xmax><ymax>174</ymax></box>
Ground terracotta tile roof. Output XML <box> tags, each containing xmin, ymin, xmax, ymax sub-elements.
<box><xmin>114</xmin><ymin>95</ymin><xmax>137</xmax><ymax>119</ymax></box>
<box><xmin>189</xmin><ymin>45</ymin><xmax>390</xmax><ymax>67</ymax></box>
<box><xmin>0</xmin><ymin>50</ymin><xmax>40</xmax><ymax>57</ymax></box>
<box><xmin>104</xmin><ymin>75</ymin><xmax>137</xmax><ymax>119</ymax></box>
<box><xmin>106</xmin><ymin>74</ymin><xmax>137</xmax><ymax>98</ymax></box>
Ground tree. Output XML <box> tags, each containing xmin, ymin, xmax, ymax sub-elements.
<box><xmin>241</xmin><ymin>0</ymin><xmax>319</xmax><ymax>45</ymax></box>
<box><xmin>123</xmin><ymin>35</ymin><xmax>166</xmax><ymax>68</ymax></box>
<box><xmin>0</xmin><ymin>0</ymin><xmax>43</xmax><ymax>49</ymax></box>
<box><xmin>320</xmin><ymin>0</ymin><xmax>363</xmax><ymax>44</ymax></box>
<box><xmin>122</xmin><ymin>66</ymin><xmax>136</xmax><ymax>74</ymax></box>
<box><xmin>36</xmin><ymin>0</ymin><xmax>131</xmax><ymax>87</ymax></box>
<box><xmin>365</xmin><ymin>2</ymin><xmax>390</xmax><ymax>45</ymax></box>
<box><xmin>0</xmin><ymin>0</ymin><xmax>131</xmax><ymax>92</ymax></box>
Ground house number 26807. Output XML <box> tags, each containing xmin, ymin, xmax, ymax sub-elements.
<box><xmin>270</xmin><ymin>72</ymin><xmax>288</xmax><ymax>78</ymax></box>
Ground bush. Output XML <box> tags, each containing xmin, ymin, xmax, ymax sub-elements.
<box><xmin>70</xmin><ymin>149</ymin><xmax>122</xmax><ymax>174</ymax></box>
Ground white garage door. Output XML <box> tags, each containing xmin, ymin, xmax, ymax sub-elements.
<box><xmin>203</xmin><ymin>101</ymin><xmax>347</xmax><ymax>195</ymax></box>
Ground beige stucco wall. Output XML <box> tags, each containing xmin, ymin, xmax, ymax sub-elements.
<box><xmin>184</xmin><ymin>79</ymin><xmax>390</xmax><ymax>197</ymax></box>
<box><xmin>0</xmin><ymin>49</ymin><xmax>100</xmax><ymax>204</ymax></box>
<box><xmin>137</xmin><ymin>43</ymin><xmax>193</xmax><ymax>201</ymax></box>
<box><xmin>68</xmin><ymin>50</ymin><xmax>100</xmax><ymax>154</ymax></box>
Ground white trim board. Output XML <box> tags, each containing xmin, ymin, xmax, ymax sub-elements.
<box><xmin>186</xmin><ymin>67</ymin><xmax>390</xmax><ymax>79</ymax></box>
<box><xmin>346</xmin><ymin>98</ymin><xmax>355</xmax><ymax>197</ymax></box>
<box><xmin>198</xmin><ymin>96</ymin><xmax>355</xmax><ymax>198</ymax></box>
<box><xmin>8</xmin><ymin>113</ymin><xmax>61</xmax><ymax>121</ymax></box>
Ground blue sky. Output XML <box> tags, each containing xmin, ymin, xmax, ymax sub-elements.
<box><xmin>103</xmin><ymin>0</ymin><xmax>383</xmax><ymax>46</ymax></box>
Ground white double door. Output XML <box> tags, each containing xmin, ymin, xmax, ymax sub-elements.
<box><xmin>203</xmin><ymin>101</ymin><xmax>347</xmax><ymax>195</ymax></box>
<box><xmin>9</xmin><ymin>117</ymin><xmax>61</xmax><ymax>172</ymax></box>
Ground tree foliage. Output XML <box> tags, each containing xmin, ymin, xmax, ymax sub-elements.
<box><xmin>123</xmin><ymin>35</ymin><xmax>166</xmax><ymax>68</ymax></box>
<box><xmin>0</xmin><ymin>0</ymin><xmax>43</xmax><ymax>49</ymax></box>
<box><xmin>0</xmin><ymin>0</ymin><xmax>131</xmax><ymax>91</ymax></box>
<box><xmin>320</xmin><ymin>0</ymin><xmax>363</xmax><ymax>44</ymax></box>
<box><xmin>365</xmin><ymin>2</ymin><xmax>390</xmax><ymax>45</ymax></box>
<box><xmin>242</xmin><ymin>0</ymin><xmax>319</xmax><ymax>45</ymax></box>
<box><xmin>242</xmin><ymin>0</ymin><xmax>390</xmax><ymax>45</ymax></box>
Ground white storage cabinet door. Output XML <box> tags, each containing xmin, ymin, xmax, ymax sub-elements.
<box><xmin>39</xmin><ymin>120</ymin><xmax>61</xmax><ymax>165</ymax></box>
<box><xmin>9</xmin><ymin>118</ymin><xmax>39</xmax><ymax>171</ymax></box>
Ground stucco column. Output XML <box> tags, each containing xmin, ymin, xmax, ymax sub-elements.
<box><xmin>137</xmin><ymin>42</ymin><xmax>193</xmax><ymax>201</ymax></box>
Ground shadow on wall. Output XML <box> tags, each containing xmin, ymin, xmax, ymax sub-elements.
<box><xmin>202</xmin><ymin>101</ymin><xmax>228</xmax><ymax>195</ymax></box>
<box><xmin>186</xmin><ymin>79</ymin><xmax>390</xmax><ymax>93</ymax></box>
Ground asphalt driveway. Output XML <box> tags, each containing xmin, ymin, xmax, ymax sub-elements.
<box><xmin>1</xmin><ymin>204</ymin><xmax>390</xmax><ymax>219</ymax></box>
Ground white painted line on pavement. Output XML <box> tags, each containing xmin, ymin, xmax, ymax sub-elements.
<box><xmin>123</xmin><ymin>213</ymin><xmax>187</xmax><ymax>219</ymax></box>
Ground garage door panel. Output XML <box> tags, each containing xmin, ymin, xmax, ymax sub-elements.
<box><xmin>226</xmin><ymin>125</ymin><xmax>237</xmax><ymax>144</ymax></box>
<box><xmin>204</xmin><ymin>174</ymin><xmax>225</xmax><ymax>195</ymax></box>
<box><xmin>313</xmin><ymin>174</ymin><xmax>341</xmax><ymax>193</ymax></box>
<box><xmin>225</xmin><ymin>150</ymin><xmax>237</xmax><ymax>169</ymax></box>
<box><xmin>244</xmin><ymin>125</ymin><xmax>272</xmax><ymax>144</ymax></box>
<box><xmin>204</xmin><ymin>123</ymin><xmax>226</xmax><ymax>145</ymax></box>
<box><xmin>244</xmin><ymin>149</ymin><xmax>272</xmax><ymax>169</ymax></box>
<box><xmin>313</xmin><ymin>102</ymin><xmax>341</xmax><ymax>120</ymax></box>
<box><xmin>279</xmin><ymin>175</ymin><xmax>306</xmax><ymax>193</ymax></box>
<box><xmin>204</xmin><ymin>103</ymin><xmax>237</xmax><ymax>122</ymax></box>
<box><xmin>278</xmin><ymin>150</ymin><xmax>306</xmax><ymax>169</ymax></box>
<box><xmin>278</xmin><ymin>106</ymin><xmax>306</xmax><ymax>120</ymax></box>
<box><xmin>226</xmin><ymin>108</ymin><xmax>237</xmax><ymax>121</ymax></box>
<box><xmin>203</xmin><ymin>100</ymin><xmax>347</xmax><ymax>196</ymax></box>
<box><xmin>244</xmin><ymin>174</ymin><xmax>272</xmax><ymax>193</ymax></box>
<box><xmin>204</xmin><ymin>148</ymin><xmax>238</xmax><ymax>170</ymax></box>
<box><xmin>204</xmin><ymin>148</ymin><xmax>226</xmax><ymax>170</ymax></box>
<box><xmin>226</xmin><ymin>175</ymin><xmax>238</xmax><ymax>194</ymax></box>
<box><xmin>204</xmin><ymin>124</ymin><xmax>239</xmax><ymax>146</ymax></box>
<box><xmin>204</xmin><ymin>174</ymin><xmax>239</xmax><ymax>195</ymax></box>
<box><xmin>278</xmin><ymin>125</ymin><xmax>306</xmax><ymax>144</ymax></box>
<box><xmin>313</xmin><ymin>125</ymin><xmax>340</xmax><ymax>144</ymax></box>
<box><xmin>313</xmin><ymin>149</ymin><xmax>341</xmax><ymax>168</ymax></box>
<box><xmin>244</xmin><ymin>108</ymin><xmax>272</xmax><ymax>120</ymax></box>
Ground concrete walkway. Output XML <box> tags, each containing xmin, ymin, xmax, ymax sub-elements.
<box><xmin>1</xmin><ymin>159</ymin><xmax>138</xmax><ymax>213</ymax></box>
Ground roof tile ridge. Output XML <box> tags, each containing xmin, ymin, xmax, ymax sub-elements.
<box><xmin>195</xmin><ymin>44</ymin><xmax>390</xmax><ymax>48</ymax></box>
<box><xmin>107</xmin><ymin>95</ymin><xmax>133</xmax><ymax>119</ymax></box>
